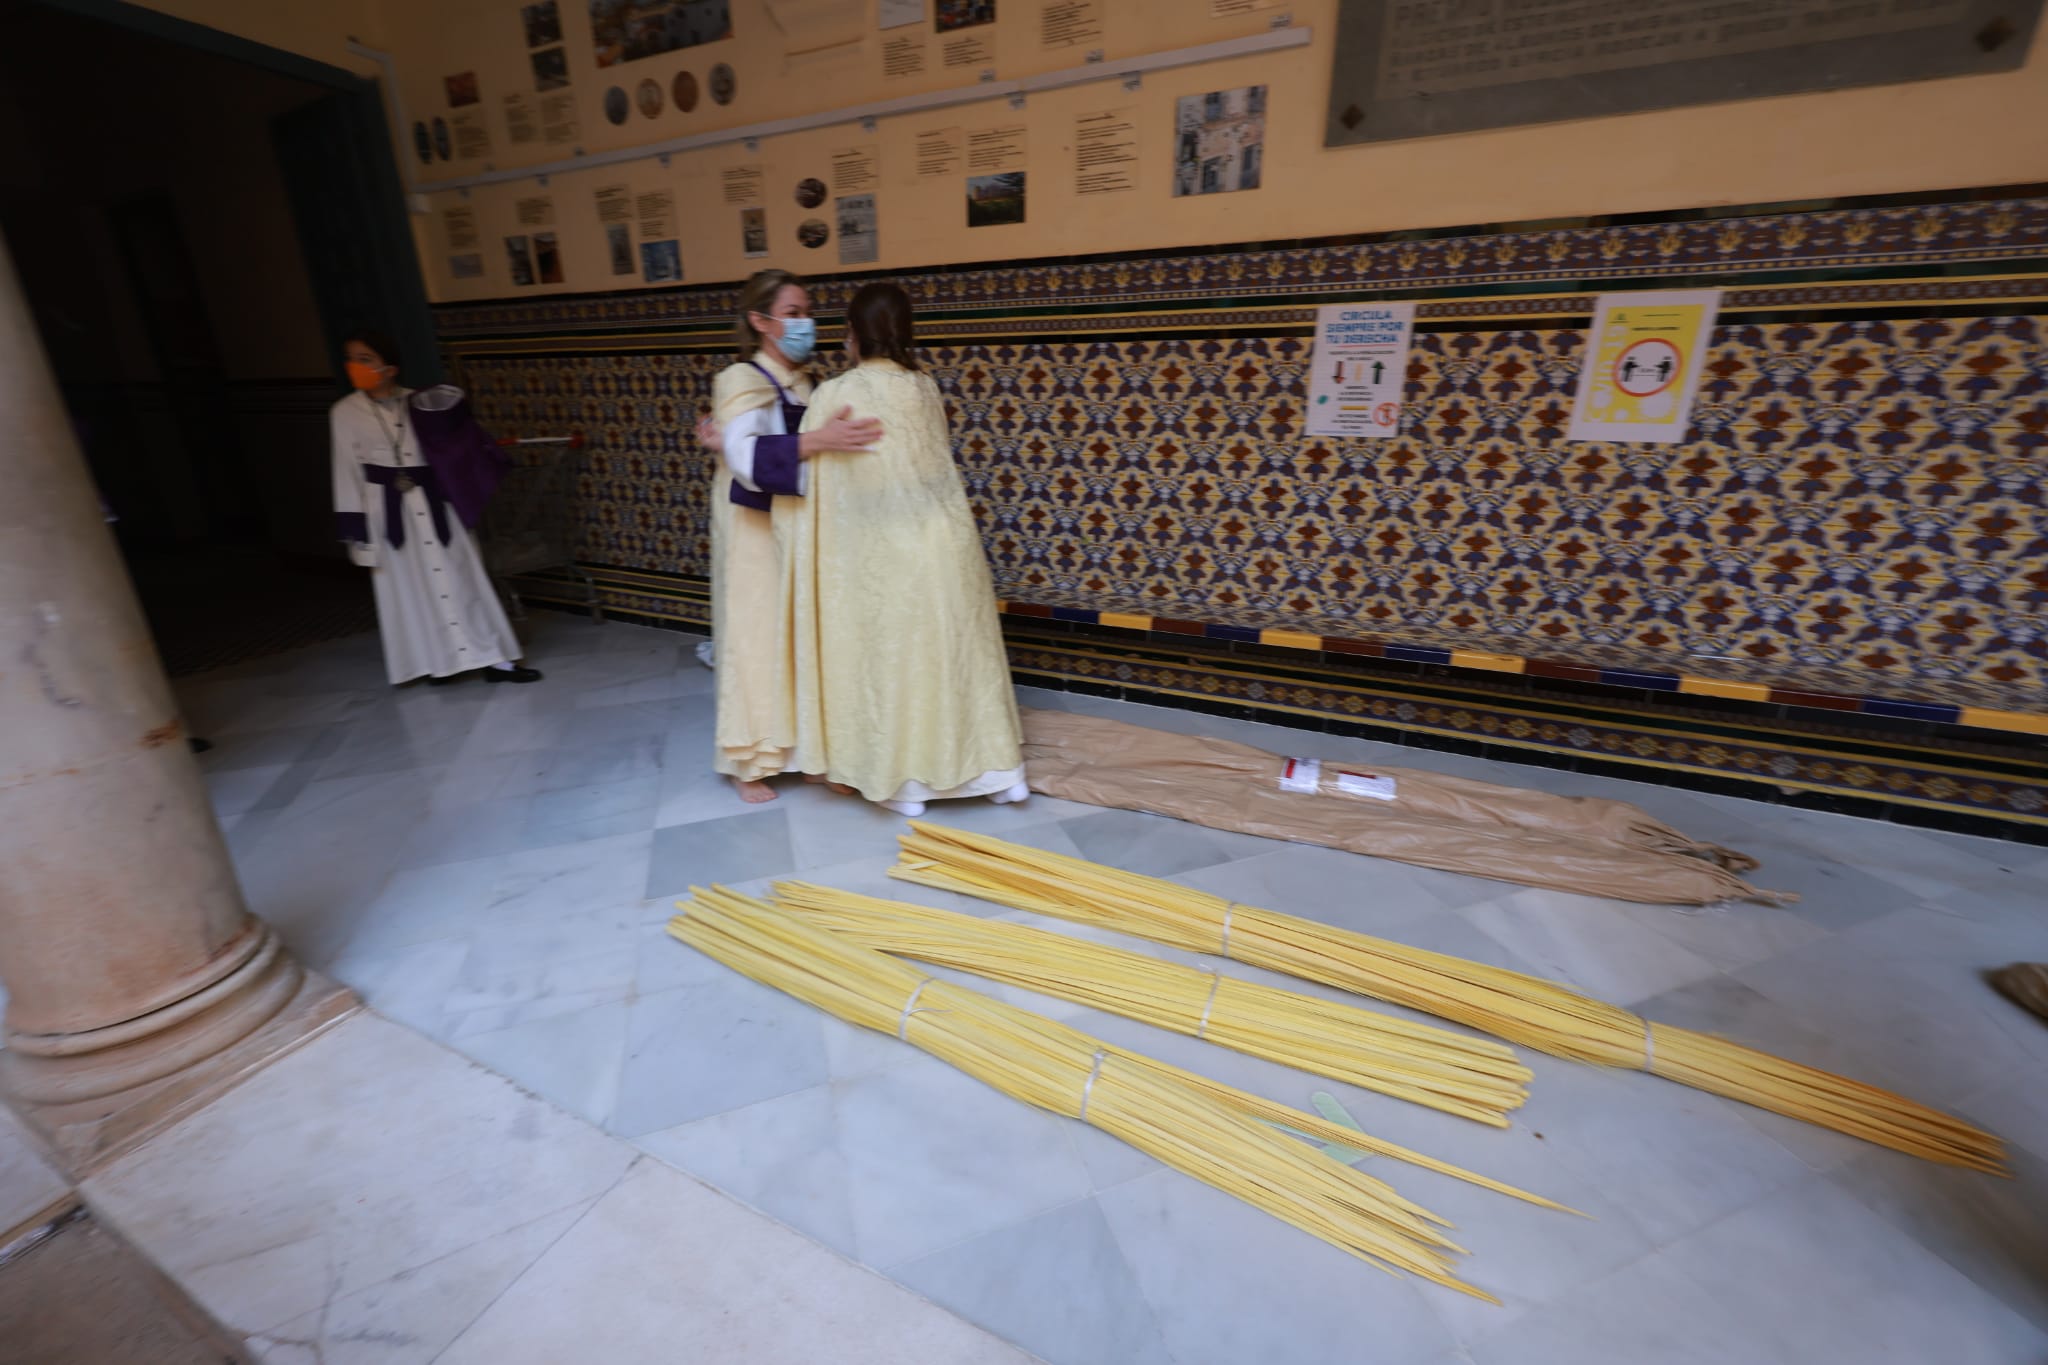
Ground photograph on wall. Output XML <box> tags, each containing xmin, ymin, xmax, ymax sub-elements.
<box><xmin>505</xmin><ymin>235</ymin><xmax>537</xmax><ymax>287</ymax></box>
<box><xmin>966</xmin><ymin>171</ymin><xmax>1025</xmax><ymax>227</ymax></box>
<box><xmin>709</xmin><ymin>61</ymin><xmax>736</xmax><ymax>104</ymax></box>
<box><xmin>641</xmin><ymin>238</ymin><xmax>683</xmax><ymax>282</ymax></box>
<box><xmin>449</xmin><ymin>253</ymin><xmax>486</xmax><ymax>279</ymax></box>
<box><xmin>532</xmin><ymin>231</ymin><xmax>566</xmax><ymax>284</ymax></box>
<box><xmin>673</xmin><ymin>69</ymin><xmax>699</xmax><ymax>111</ymax></box>
<box><xmin>532</xmin><ymin>46</ymin><xmax>571</xmax><ymax>90</ymax></box>
<box><xmin>591</xmin><ymin>0</ymin><xmax>732</xmax><ymax>67</ymax></box>
<box><xmin>740</xmin><ymin>207</ymin><xmax>769</xmax><ymax>257</ymax></box>
<box><xmin>797</xmin><ymin>218</ymin><xmax>830</xmax><ymax>250</ymax></box>
<box><xmin>636</xmin><ymin>77</ymin><xmax>665</xmax><ymax>117</ymax></box>
<box><xmin>523</xmin><ymin>0</ymin><xmax>564</xmax><ymax>47</ymax></box>
<box><xmin>1173</xmin><ymin>85</ymin><xmax>1264</xmax><ymax>197</ymax></box>
<box><xmin>444</xmin><ymin>71</ymin><xmax>481</xmax><ymax>107</ymax></box>
<box><xmin>837</xmin><ymin>193</ymin><xmax>878</xmax><ymax>265</ymax></box>
<box><xmin>1566</xmin><ymin>290</ymin><xmax>1722</xmax><ymax>444</ymax></box>
<box><xmin>603</xmin><ymin>85</ymin><xmax>630</xmax><ymax>123</ymax></box>
<box><xmin>937</xmin><ymin>0</ymin><xmax>995</xmax><ymax>31</ymax></box>
<box><xmin>412</xmin><ymin>121</ymin><xmax>434</xmax><ymax>163</ymax></box>
<box><xmin>794</xmin><ymin>176</ymin><xmax>827</xmax><ymax>208</ymax></box>
<box><xmin>606</xmin><ymin>222</ymin><xmax>635</xmax><ymax>275</ymax></box>
<box><xmin>880</xmin><ymin>0</ymin><xmax>926</xmax><ymax>26</ymax></box>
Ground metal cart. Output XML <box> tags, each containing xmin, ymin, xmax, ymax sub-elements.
<box><xmin>480</xmin><ymin>433</ymin><xmax>603</xmax><ymax>623</ymax></box>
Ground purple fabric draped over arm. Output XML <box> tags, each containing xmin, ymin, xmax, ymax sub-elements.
<box><xmin>409</xmin><ymin>391</ymin><xmax>513</xmax><ymax>529</ymax></box>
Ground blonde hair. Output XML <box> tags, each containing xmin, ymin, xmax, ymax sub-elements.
<box><xmin>735</xmin><ymin>269</ymin><xmax>802</xmax><ymax>356</ymax></box>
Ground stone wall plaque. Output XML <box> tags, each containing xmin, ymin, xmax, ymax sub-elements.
<box><xmin>1327</xmin><ymin>0</ymin><xmax>2042</xmax><ymax>145</ymax></box>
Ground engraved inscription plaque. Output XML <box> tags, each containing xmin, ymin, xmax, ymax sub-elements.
<box><xmin>1327</xmin><ymin>0</ymin><xmax>2041</xmax><ymax>145</ymax></box>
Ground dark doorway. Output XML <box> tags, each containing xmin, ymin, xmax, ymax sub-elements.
<box><xmin>1</xmin><ymin>1</ymin><xmax>436</xmax><ymax>675</ymax></box>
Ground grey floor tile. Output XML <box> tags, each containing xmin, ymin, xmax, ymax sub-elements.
<box><xmin>647</xmin><ymin>808</ymin><xmax>795</xmax><ymax>900</ymax></box>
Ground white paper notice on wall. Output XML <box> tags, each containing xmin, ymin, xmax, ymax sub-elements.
<box><xmin>1566</xmin><ymin>289</ymin><xmax>1722</xmax><ymax>444</ymax></box>
<box><xmin>1305</xmin><ymin>302</ymin><xmax>1415</xmax><ymax>439</ymax></box>
<box><xmin>1278</xmin><ymin>758</ymin><xmax>1322</xmax><ymax>795</ymax></box>
<box><xmin>1332</xmin><ymin>771</ymin><xmax>1398</xmax><ymax>801</ymax></box>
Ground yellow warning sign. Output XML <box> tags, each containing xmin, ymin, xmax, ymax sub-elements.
<box><xmin>1567</xmin><ymin>289</ymin><xmax>1721</xmax><ymax>444</ymax></box>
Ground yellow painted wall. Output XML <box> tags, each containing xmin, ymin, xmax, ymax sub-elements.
<box><xmin>130</xmin><ymin>0</ymin><xmax>2047</xmax><ymax>300</ymax></box>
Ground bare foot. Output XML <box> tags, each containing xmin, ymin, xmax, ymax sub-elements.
<box><xmin>733</xmin><ymin>778</ymin><xmax>778</xmax><ymax>804</ymax></box>
<box><xmin>804</xmin><ymin>774</ymin><xmax>857</xmax><ymax>795</ymax></box>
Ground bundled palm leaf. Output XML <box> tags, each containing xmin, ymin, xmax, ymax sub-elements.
<box><xmin>670</xmin><ymin>887</ymin><xmax>1580</xmax><ymax>1302</ymax></box>
<box><xmin>772</xmin><ymin>880</ymin><xmax>1530</xmax><ymax>1126</ymax></box>
<box><xmin>890</xmin><ymin>823</ymin><xmax>2006</xmax><ymax>1175</ymax></box>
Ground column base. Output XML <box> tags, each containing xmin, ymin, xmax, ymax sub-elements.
<box><xmin>3</xmin><ymin>970</ymin><xmax>357</xmax><ymax>1177</ymax></box>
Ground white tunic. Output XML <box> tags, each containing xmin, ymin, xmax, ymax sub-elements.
<box><xmin>330</xmin><ymin>389</ymin><xmax>521</xmax><ymax>684</ymax></box>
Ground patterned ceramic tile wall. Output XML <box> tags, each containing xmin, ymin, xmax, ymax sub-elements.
<box><xmin>443</xmin><ymin>191</ymin><xmax>2048</xmax><ymax>708</ymax></box>
<box><xmin>453</xmin><ymin>314</ymin><xmax>2047</xmax><ymax>700</ymax></box>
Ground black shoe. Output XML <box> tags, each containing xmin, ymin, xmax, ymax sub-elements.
<box><xmin>427</xmin><ymin>673</ymin><xmax>469</xmax><ymax>687</ymax></box>
<box><xmin>188</xmin><ymin>737</ymin><xmax>213</xmax><ymax>754</ymax></box>
<box><xmin>484</xmin><ymin>665</ymin><xmax>543</xmax><ymax>684</ymax></box>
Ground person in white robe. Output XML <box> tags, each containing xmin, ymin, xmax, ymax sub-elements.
<box><xmin>702</xmin><ymin>270</ymin><xmax>879</xmax><ymax>801</ymax></box>
<box><xmin>331</xmin><ymin>330</ymin><xmax>539</xmax><ymax>687</ymax></box>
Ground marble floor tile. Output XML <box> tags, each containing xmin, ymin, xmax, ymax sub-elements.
<box><xmin>394</xmin><ymin>792</ymin><xmax>536</xmax><ymax>869</ymax></box>
<box><xmin>609</xmin><ymin>966</ymin><xmax>830</xmax><ymax>1137</ymax></box>
<box><xmin>0</xmin><ymin>1104</ymin><xmax>68</xmax><ymax>1235</ymax></box>
<box><xmin>521</xmin><ymin>774</ymin><xmax>660</xmax><ymax>847</ymax></box>
<box><xmin>1736</xmin><ymin>906</ymin><xmax>2048</xmax><ymax>1109</ymax></box>
<box><xmin>635</xmin><ymin>1085</ymin><xmax>860</xmax><ymax>1254</ymax></box>
<box><xmin>538</xmin><ymin>734</ymin><xmax>664</xmax><ymax>792</ymax></box>
<box><xmin>434</xmin><ymin>1158</ymin><xmax>1034</xmax><ymax>1365</ymax></box>
<box><xmin>458</xmin><ymin>998</ymin><xmax>633</xmax><ymax>1127</ymax></box>
<box><xmin>176</xmin><ymin>629</ymin><xmax>2048</xmax><ymax>1365</ymax></box>
<box><xmin>1476</xmin><ymin>1177</ymin><xmax>2048</xmax><ymax>1365</ymax></box>
<box><xmin>486</xmin><ymin>830</ymin><xmax>655</xmax><ymax>921</ymax></box>
<box><xmin>81</xmin><ymin>1015</ymin><xmax>634</xmax><ymax>1340</ymax></box>
<box><xmin>1829</xmin><ymin>1129</ymin><xmax>2048</xmax><ymax>1335</ymax></box>
<box><xmin>896</xmin><ymin>1197</ymin><xmax>1176</xmax><ymax>1365</ymax></box>
<box><xmin>1062</xmin><ymin>806</ymin><xmax>1270</xmax><ymax>879</ymax></box>
<box><xmin>1096</xmin><ymin>1168</ymin><xmax>1459</xmax><ymax>1365</ymax></box>
<box><xmin>249</xmin><ymin>1202</ymin><xmax>591</xmax><ymax>1365</ymax></box>
<box><xmin>646</xmin><ymin>808</ymin><xmax>796</xmax><ymax>901</ymax></box>
<box><xmin>1456</xmin><ymin>888</ymin><xmax>1724</xmax><ymax>1007</ymax></box>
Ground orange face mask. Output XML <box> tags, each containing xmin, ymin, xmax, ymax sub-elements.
<box><xmin>346</xmin><ymin>361</ymin><xmax>387</xmax><ymax>391</ymax></box>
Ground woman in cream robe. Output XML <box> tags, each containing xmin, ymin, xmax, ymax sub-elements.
<box><xmin>776</xmin><ymin>282</ymin><xmax>1026</xmax><ymax>816</ymax></box>
<box><xmin>707</xmin><ymin>270</ymin><xmax>879</xmax><ymax>801</ymax></box>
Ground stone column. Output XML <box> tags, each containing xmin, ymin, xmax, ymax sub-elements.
<box><xmin>0</xmin><ymin>236</ymin><xmax>350</xmax><ymax>1166</ymax></box>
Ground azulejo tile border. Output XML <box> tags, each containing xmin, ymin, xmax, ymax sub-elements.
<box><xmin>992</xmin><ymin>604</ymin><xmax>2048</xmax><ymax>740</ymax></box>
<box><xmin>435</xmin><ymin>193</ymin><xmax>2048</xmax><ymax>337</ymax></box>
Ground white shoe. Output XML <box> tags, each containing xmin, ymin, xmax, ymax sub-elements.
<box><xmin>879</xmin><ymin>798</ymin><xmax>927</xmax><ymax>817</ymax></box>
<box><xmin>987</xmin><ymin>781</ymin><xmax>1031</xmax><ymax>805</ymax></box>
<box><xmin>694</xmin><ymin>640</ymin><xmax>716</xmax><ymax>670</ymax></box>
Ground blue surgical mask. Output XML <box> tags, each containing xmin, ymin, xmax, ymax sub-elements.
<box><xmin>777</xmin><ymin>316</ymin><xmax>817</xmax><ymax>364</ymax></box>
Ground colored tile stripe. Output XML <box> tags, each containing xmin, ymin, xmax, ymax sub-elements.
<box><xmin>994</xmin><ymin>602</ymin><xmax>2039</xmax><ymax>739</ymax></box>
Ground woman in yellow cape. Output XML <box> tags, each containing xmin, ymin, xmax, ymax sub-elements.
<box><xmin>704</xmin><ymin>270</ymin><xmax>879</xmax><ymax>802</ymax></box>
<box><xmin>775</xmin><ymin>282</ymin><xmax>1028</xmax><ymax>816</ymax></box>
